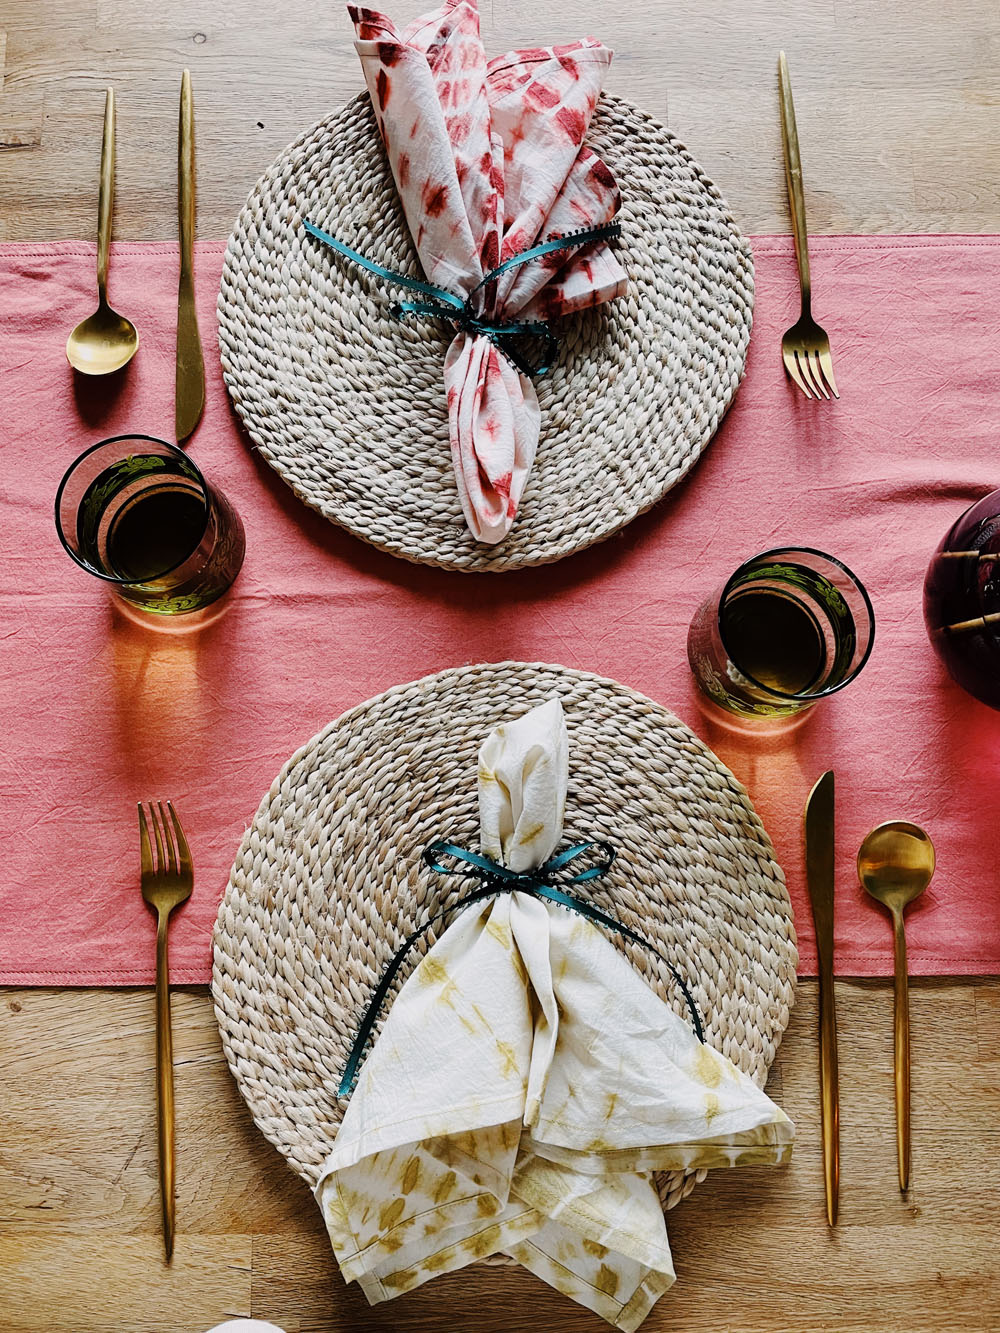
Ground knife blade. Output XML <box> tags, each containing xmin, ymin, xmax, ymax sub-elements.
<box><xmin>175</xmin><ymin>68</ymin><xmax>205</xmax><ymax>444</ymax></box>
<box><xmin>804</xmin><ymin>768</ymin><xmax>840</xmax><ymax>1226</ymax></box>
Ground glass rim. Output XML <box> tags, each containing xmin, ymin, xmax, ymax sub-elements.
<box><xmin>716</xmin><ymin>545</ymin><xmax>877</xmax><ymax>702</ymax></box>
<box><xmin>54</xmin><ymin>433</ymin><xmax>211</xmax><ymax>585</ymax></box>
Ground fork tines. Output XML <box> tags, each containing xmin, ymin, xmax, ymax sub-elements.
<box><xmin>783</xmin><ymin>343</ymin><xmax>839</xmax><ymax>401</ymax></box>
<box><xmin>138</xmin><ymin>800</ymin><xmax>192</xmax><ymax>876</ymax></box>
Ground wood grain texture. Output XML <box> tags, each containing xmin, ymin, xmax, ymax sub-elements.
<box><xmin>2</xmin><ymin>980</ymin><xmax>999</xmax><ymax>1332</ymax></box>
<box><xmin>0</xmin><ymin>30</ymin><xmax>44</xmax><ymax>148</ymax></box>
<box><xmin>2</xmin><ymin>0</ymin><xmax>1000</xmax><ymax>239</ymax></box>
<box><xmin>3</xmin><ymin>0</ymin><xmax>1000</xmax><ymax>1329</ymax></box>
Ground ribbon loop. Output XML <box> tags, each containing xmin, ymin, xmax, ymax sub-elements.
<box><xmin>339</xmin><ymin>838</ymin><xmax>703</xmax><ymax>1097</ymax></box>
<box><xmin>304</xmin><ymin>217</ymin><xmax>622</xmax><ymax>378</ymax></box>
<box><xmin>422</xmin><ymin>838</ymin><xmax>614</xmax><ymax>889</ymax></box>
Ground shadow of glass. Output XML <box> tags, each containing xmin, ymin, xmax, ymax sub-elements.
<box><xmin>106</xmin><ymin>593</ymin><xmax>247</xmax><ymax>937</ymax></box>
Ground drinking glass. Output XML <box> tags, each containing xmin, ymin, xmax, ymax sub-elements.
<box><xmin>688</xmin><ymin>546</ymin><xmax>876</xmax><ymax>722</ymax></box>
<box><xmin>923</xmin><ymin>488</ymin><xmax>1000</xmax><ymax>710</ymax></box>
<box><xmin>55</xmin><ymin>434</ymin><xmax>245</xmax><ymax>621</ymax></box>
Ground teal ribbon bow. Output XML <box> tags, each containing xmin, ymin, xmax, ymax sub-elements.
<box><xmin>303</xmin><ymin>218</ymin><xmax>622</xmax><ymax>378</ymax></box>
<box><xmin>337</xmin><ymin>838</ymin><xmax>704</xmax><ymax>1097</ymax></box>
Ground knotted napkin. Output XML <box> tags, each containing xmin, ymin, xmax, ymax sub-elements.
<box><xmin>347</xmin><ymin>0</ymin><xmax>628</xmax><ymax>543</ymax></box>
<box><xmin>315</xmin><ymin>699</ymin><xmax>794</xmax><ymax>1330</ymax></box>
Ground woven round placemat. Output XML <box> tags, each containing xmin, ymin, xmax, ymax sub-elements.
<box><xmin>217</xmin><ymin>92</ymin><xmax>753</xmax><ymax>572</ymax></box>
<box><xmin>213</xmin><ymin>662</ymin><xmax>797</xmax><ymax>1218</ymax></box>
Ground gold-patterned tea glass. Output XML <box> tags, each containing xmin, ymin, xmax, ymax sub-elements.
<box><xmin>55</xmin><ymin>434</ymin><xmax>245</xmax><ymax>619</ymax></box>
<box><xmin>688</xmin><ymin>546</ymin><xmax>876</xmax><ymax>721</ymax></box>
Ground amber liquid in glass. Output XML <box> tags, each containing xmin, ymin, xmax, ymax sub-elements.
<box><xmin>721</xmin><ymin>587</ymin><xmax>827</xmax><ymax>694</ymax></box>
<box><xmin>106</xmin><ymin>486</ymin><xmax>207</xmax><ymax>583</ymax></box>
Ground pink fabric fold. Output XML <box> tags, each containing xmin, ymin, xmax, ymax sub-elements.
<box><xmin>348</xmin><ymin>0</ymin><xmax>627</xmax><ymax>544</ymax></box>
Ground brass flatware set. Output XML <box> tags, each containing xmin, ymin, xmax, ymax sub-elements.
<box><xmin>65</xmin><ymin>79</ymin><xmax>208</xmax><ymax>1255</ymax></box>
<box><xmin>775</xmin><ymin>49</ymin><xmax>931</xmax><ymax>1227</ymax></box>
<box><xmin>803</xmin><ymin>773</ymin><xmax>936</xmax><ymax>1223</ymax></box>
<box><xmin>67</xmin><ymin>73</ymin><xmax>205</xmax><ymax>443</ymax></box>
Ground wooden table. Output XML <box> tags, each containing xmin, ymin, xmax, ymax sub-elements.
<box><xmin>2</xmin><ymin>2</ymin><xmax>999</xmax><ymax>1330</ymax></box>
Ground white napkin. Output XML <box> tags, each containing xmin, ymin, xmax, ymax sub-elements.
<box><xmin>316</xmin><ymin>700</ymin><xmax>793</xmax><ymax>1330</ymax></box>
<box><xmin>204</xmin><ymin>1323</ymin><xmax>287</xmax><ymax>1333</ymax></box>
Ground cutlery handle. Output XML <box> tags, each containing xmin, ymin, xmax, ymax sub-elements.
<box><xmin>817</xmin><ymin>955</ymin><xmax>840</xmax><ymax>1225</ymax></box>
<box><xmin>892</xmin><ymin>910</ymin><xmax>911</xmax><ymax>1191</ymax></box>
<box><xmin>178</xmin><ymin>70</ymin><xmax>195</xmax><ymax>281</ymax></box>
<box><xmin>97</xmin><ymin>88</ymin><xmax>115</xmax><ymax>303</ymax></box>
<box><xmin>155</xmin><ymin>910</ymin><xmax>176</xmax><ymax>1261</ymax></box>
<box><xmin>777</xmin><ymin>52</ymin><xmax>811</xmax><ymax>312</ymax></box>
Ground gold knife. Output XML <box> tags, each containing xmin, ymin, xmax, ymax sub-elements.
<box><xmin>176</xmin><ymin>69</ymin><xmax>205</xmax><ymax>443</ymax></box>
<box><xmin>804</xmin><ymin>769</ymin><xmax>839</xmax><ymax>1225</ymax></box>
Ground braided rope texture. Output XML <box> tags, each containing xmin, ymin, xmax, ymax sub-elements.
<box><xmin>212</xmin><ymin>663</ymin><xmax>797</xmax><ymax>1216</ymax></box>
<box><xmin>217</xmin><ymin>93</ymin><xmax>754</xmax><ymax>572</ymax></box>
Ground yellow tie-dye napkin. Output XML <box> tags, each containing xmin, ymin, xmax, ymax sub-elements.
<box><xmin>316</xmin><ymin>699</ymin><xmax>793</xmax><ymax>1330</ymax></box>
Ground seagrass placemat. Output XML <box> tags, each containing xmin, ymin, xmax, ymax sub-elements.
<box><xmin>213</xmin><ymin>662</ymin><xmax>796</xmax><ymax>1214</ymax></box>
<box><xmin>217</xmin><ymin>93</ymin><xmax>753</xmax><ymax>572</ymax></box>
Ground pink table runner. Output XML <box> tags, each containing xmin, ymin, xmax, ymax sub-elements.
<box><xmin>2</xmin><ymin>235</ymin><xmax>1000</xmax><ymax>985</ymax></box>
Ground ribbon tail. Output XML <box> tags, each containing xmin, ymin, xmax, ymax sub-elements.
<box><xmin>303</xmin><ymin>219</ymin><xmax>466</xmax><ymax>311</ymax></box>
<box><xmin>535</xmin><ymin>882</ymin><xmax>705</xmax><ymax>1045</ymax></box>
<box><xmin>338</xmin><ymin>837</ymin><xmax>704</xmax><ymax>1100</ymax></box>
<box><xmin>338</xmin><ymin>882</ymin><xmax>502</xmax><ymax>1096</ymax></box>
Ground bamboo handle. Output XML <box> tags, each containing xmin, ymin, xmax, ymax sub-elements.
<box><xmin>155</xmin><ymin>911</ymin><xmax>176</xmax><ymax>1261</ymax></box>
<box><xmin>778</xmin><ymin>52</ymin><xmax>811</xmax><ymax>312</ymax></box>
<box><xmin>817</xmin><ymin>953</ymin><xmax>840</xmax><ymax>1225</ymax></box>
<box><xmin>892</xmin><ymin>909</ymin><xmax>912</xmax><ymax>1191</ymax></box>
<box><xmin>944</xmin><ymin>610</ymin><xmax>1000</xmax><ymax>635</ymax></box>
<box><xmin>96</xmin><ymin>88</ymin><xmax>115</xmax><ymax>302</ymax></box>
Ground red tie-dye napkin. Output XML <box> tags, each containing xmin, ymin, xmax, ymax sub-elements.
<box><xmin>349</xmin><ymin>0</ymin><xmax>627</xmax><ymax>544</ymax></box>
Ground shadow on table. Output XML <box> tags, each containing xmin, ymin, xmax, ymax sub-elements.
<box><xmin>70</xmin><ymin>356</ymin><xmax>136</xmax><ymax>427</ymax></box>
<box><xmin>103</xmin><ymin>592</ymin><xmax>247</xmax><ymax>797</ymax></box>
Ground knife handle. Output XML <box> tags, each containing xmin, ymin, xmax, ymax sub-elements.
<box><xmin>817</xmin><ymin>955</ymin><xmax>840</xmax><ymax>1226</ymax></box>
<box><xmin>178</xmin><ymin>70</ymin><xmax>195</xmax><ymax>280</ymax></box>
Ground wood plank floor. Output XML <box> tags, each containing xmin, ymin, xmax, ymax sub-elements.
<box><xmin>3</xmin><ymin>0</ymin><xmax>1000</xmax><ymax>1329</ymax></box>
<box><xmin>3</xmin><ymin>981</ymin><xmax>999</xmax><ymax>1332</ymax></box>
<box><xmin>2</xmin><ymin>0</ymin><xmax>1000</xmax><ymax>241</ymax></box>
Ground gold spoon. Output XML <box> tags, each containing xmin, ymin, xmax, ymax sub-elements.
<box><xmin>66</xmin><ymin>88</ymin><xmax>139</xmax><ymax>374</ymax></box>
<box><xmin>857</xmin><ymin>821</ymin><xmax>936</xmax><ymax>1191</ymax></box>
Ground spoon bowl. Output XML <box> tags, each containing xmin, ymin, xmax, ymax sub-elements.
<box><xmin>858</xmin><ymin>821</ymin><xmax>935</xmax><ymax>914</ymax></box>
<box><xmin>67</xmin><ymin>88</ymin><xmax>138</xmax><ymax>377</ymax></box>
<box><xmin>66</xmin><ymin>300</ymin><xmax>138</xmax><ymax>375</ymax></box>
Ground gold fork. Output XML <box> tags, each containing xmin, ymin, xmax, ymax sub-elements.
<box><xmin>138</xmin><ymin>800</ymin><xmax>193</xmax><ymax>1262</ymax></box>
<box><xmin>778</xmin><ymin>51</ymin><xmax>839</xmax><ymax>400</ymax></box>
